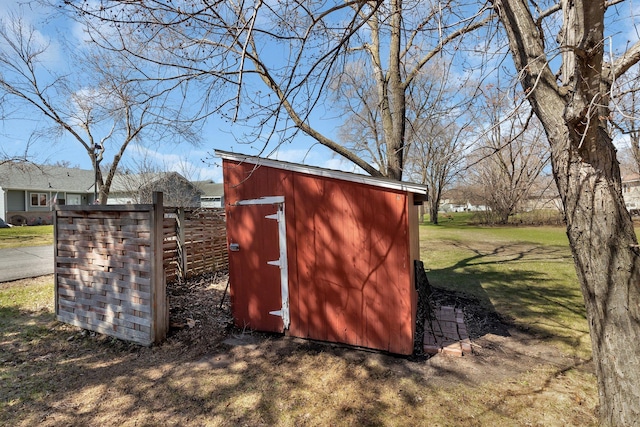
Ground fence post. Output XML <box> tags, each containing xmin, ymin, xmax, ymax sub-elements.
<box><xmin>176</xmin><ymin>207</ymin><xmax>186</xmax><ymax>280</ymax></box>
<box><xmin>53</xmin><ymin>207</ymin><xmax>59</xmax><ymax>321</ymax></box>
<box><xmin>152</xmin><ymin>191</ymin><xmax>168</xmax><ymax>343</ymax></box>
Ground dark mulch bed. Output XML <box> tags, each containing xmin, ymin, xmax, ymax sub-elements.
<box><xmin>166</xmin><ymin>270</ymin><xmax>235</xmax><ymax>352</ymax></box>
<box><xmin>430</xmin><ymin>287</ymin><xmax>512</xmax><ymax>339</ymax></box>
<box><xmin>165</xmin><ymin>270</ymin><xmax>513</xmax><ymax>357</ymax></box>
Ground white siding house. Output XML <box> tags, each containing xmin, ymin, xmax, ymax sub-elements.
<box><xmin>194</xmin><ymin>181</ymin><xmax>224</xmax><ymax>208</ymax></box>
<box><xmin>623</xmin><ymin>174</ymin><xmax>640</xmax><ymax>215</ymax></box>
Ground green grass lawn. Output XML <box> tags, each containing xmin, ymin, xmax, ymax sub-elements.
<box><xmin>0</xmin><ymin>215</ymin><xmax>599</xmax><ymax>426</ymax></box>
<box><xmin>421</xmin><ymin>214</ymin><xmax>591</xmax><ymax>358</ymax></box>
<box><xmin>0</xmin><ymin>217</ymin><xmax>590</xmax><ymax>357</ymax></box>
<box><xmin>0</xmin><ymin>225</ymin><xmax>53</xmax><ymax>249</ymax></box>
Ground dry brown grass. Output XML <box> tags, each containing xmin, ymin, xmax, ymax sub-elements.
<box><xmin>0</xmin><ymin>272</ymin><xmax>598</xmax><ymax>426</ymax></box>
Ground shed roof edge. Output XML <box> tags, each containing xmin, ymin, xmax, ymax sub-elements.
<box><xmin>215</xmin><ymin>150</ymin><xmax>428</xmax><ymax>194</ymax></box>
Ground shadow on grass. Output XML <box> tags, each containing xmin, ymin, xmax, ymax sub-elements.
<box><xmin>0</xmin><ymin>305</ymin><xmax>57</xmax><ymax>351</ymax></box>
<box><xmin>0</xmin><ymin>320</ymin><xmax>593</xmax><ymax>427</ymax></box>
<box><xmin>0</xmin><ymin>283</ymin><xmax>596</xmax><ymax>426</ymax></box>
<box><xmin>1</xmin><ymin>303</ymin><xmax>402</xmax><ymax>425</ymax></box>
<box><xmin>424</xmin><ymin>241</ymin><xmax>589</xmax><ymax>354</ymax></box>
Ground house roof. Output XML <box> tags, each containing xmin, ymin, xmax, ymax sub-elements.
<box><xmin>0</xmin><ymin>162</ymin><xmax>95</xmax><ymax>193</ymax></box>
<box><xmin>622</xmin><ymin>173</ymin><xmax>640</xmax><ymax>183</ymax></box>
<box><xmin>215</xmin><ymin>150</ymin><xmax>429</xmax><ymax>195</ymax></box>
<box><xmin>0</xmin><ymin>163</ymin><xmax>201</xmax><ymax>197</ymax></box>
<box><xmin>193</xmin><ymin>180</ymin><xmax>224</xmax><ymax>197</ymax></box>
<box><xmin>107</xmin><ymin>171</ymin><xmax>198</xmax><ymax>193</ymax></box>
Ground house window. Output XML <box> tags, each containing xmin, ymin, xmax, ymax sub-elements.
<box><xmin>201</xmin><ymin>196</ymin><xmax>223</xmax><ymax>208</ymax></box>
<box><xmin>30</xmin><ymin>193</ymin><xmax>48</xmax><ymax>207</ymax></box>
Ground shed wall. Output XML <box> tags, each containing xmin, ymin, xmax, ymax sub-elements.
<box><xmin>223</xmin><ymin>160</ymin><xmax>418</xmax><ymax>354</ymax></box>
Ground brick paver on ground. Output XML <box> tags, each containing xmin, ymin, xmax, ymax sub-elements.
<box><xmin>423</xmin><ymin>306</ymin><xmax>471</xmax><ymax>356</ymax></box>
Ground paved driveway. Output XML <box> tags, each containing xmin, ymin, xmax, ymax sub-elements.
<box><xmin>0</xmin><ymin>245</ymin><xmax>54</xmax><ymax>283</ymax></box>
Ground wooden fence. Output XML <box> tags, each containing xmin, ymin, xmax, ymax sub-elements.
<box><xmin>163</xmin><ymin>208</ymin><xmax>228</xmax><ymax>283</ymax></box>
<box><xmin>53</xmin><ymin>193</ymin><xmax>228</xmax><ymax>346</ymax></box>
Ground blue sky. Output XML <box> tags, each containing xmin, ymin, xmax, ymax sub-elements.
<box><xmin>2</xmin><ymin>1</ymin><xmax>640</xmax><ymax>183</ymax></box>
<box><xmin>0</xmin><ymin>0</ymin><xmax>355</xmax><ymax>183</ymax></box>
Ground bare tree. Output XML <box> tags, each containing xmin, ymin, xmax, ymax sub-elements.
<box><xmin>491</xmin><ymin>0</ymin><xmax>640</xmax><ymax>423</ymax></box>
<box><xmin>0</xmin><ymin>124</ymin><xmax>32</xmax><ymax>166</ymax></box>
<box><xmin>0</xmin><ymin>152</ymin><xmax>29</xmax><ymax>167</ymax></box>
<box><xmin>0</xmin><ymin>12</ymin><xmax>199</xmax><ymax>204</ymax></box>
<box><xmin>404</xmin><ymin>64</ymin><xmax>474</xmax><ymax>224</ymax></box>
<box><xmin>611</xmin><ymin>64</ymin><xmax>640</xmax><ymax>176</ymax></box>
<box><xmin>467</xmin><ymin>86</ymin><xmax>550</xmax><ymax>224</ymax></box>
<box><xmin>60</xmin><ymin>0</ymin><xmax>492</xmax><ymax>180</ymax></box>
<box><xmin>335</xmin><ymin>60</ymin><xmax>471</xmax><ymax>223</ymax></box>
<box><xmin>49</xmin><ymin>159</ymin><xmax>79</xmax><ymax>168</ymax></box>
<box><xmin>407</xmin><ymin>119</ymin><xmax>468</xmax><ymax>224</ymax></box>
<box><xmin>114</xmin><ymin>153</ymin><xmax>203</xmax><ymax>207</ymax></box>
<box><xmin>110</xmin><ymin>170</ymin><xmax>201</xmax><ymax>207</ymax></box>
<box><xmin>59</xmin><ymin>0</ymin><xmax>640</xmax><ymax>420</ymax></box>
<box><xmin>334</xmin><ymin>63</ymin><xmax>388</xmax><ymax>174</ymax></box>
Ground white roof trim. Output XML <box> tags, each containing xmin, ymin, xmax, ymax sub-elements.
<box><xmin>215</xmin><ymin>150</ymin><xmax>428</xmax><ymax>195</ymax></box>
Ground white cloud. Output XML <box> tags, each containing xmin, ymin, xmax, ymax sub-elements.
<box><xmin>269</xmin><ymin>147</ymin><xmax>317</xmax><ymax>163</ymax></box>
<box><xmin>126</xmin><ymin>144</ymin><xmax>223</xmax><ymax>183</ymax></box>
<box><xmin>70</xmin><ymin>19</ymin><xmax>92</xmax><ymax>45</ymax></box>
<box><xmin>322</xmin><ymin>157</ymin><xmax>366</xmax><ymax>174</ymax></box>
<box><xmin>269</xmin><ymin>144</ymin><xmax>368</xmax><ymax>174</ymax></box>
<box><xmin>0</xmin><ymin>0</ymin><xmax>65</xmax><ymax>67</ymax></box>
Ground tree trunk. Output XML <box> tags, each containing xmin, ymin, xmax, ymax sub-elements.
<box><xmin>492</xmin><ymin>0</ymin><xmax>640</xmax><ymax>423</ymax></box>
<box><xmin>379</xmin><ymin>0</ymin><xmax>406</xmax><ymax>181</ymax></box>
<box><xmin>553</xmin><ymin>93</ymin><xmax>640</xmax><ymax>424</ymax></box>
<box><xmin>563</xmin><ymin>124</ymin><xmax>640</xmax><ymax>427</ymax></box>
<box><xmin>498</xmin><ymin>211</ymin><xmax>509</xmax><ymax>225</ymax></box>
<box><xmin>558</xmin><ymin>4</ymin><xmax>640</xmax><ymax>421</ymax></box>
<box><xmin>429</xmin><ymin>179</ymin><xmax>444</xmax><ymax>225</ymax></box>
<box><xmin>429</xmin><ymin>200</ymin><xmax>438</xmax><ymax>225</ymax></box>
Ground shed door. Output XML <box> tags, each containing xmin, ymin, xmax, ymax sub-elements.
<box><xmin>227</xmin><ymin>197</ymin><xmax>288</xmax><ymax>333</ymax></box>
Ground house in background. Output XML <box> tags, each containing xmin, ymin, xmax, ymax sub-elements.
<box><xmin>522</xmin><ymin>190</ymin><xmax>563</xmax><ymax>213</ymax></box>
<box><xmin>0</xmin><ymin>163</ymin><xmax>95</xmax><ymax>225</ymax></box>
<box><xmin>1</xmin><ymin>163</ymin><xmax>204</xmax><ymax>225</ymax></box>
<box><xmin>439</xmin><ymin>187</ymin><xmax>486</xmax><ymax>213</ymax></box>
<box><xmin>106</xmin><ymin>172</ymin><xmax>202</xmax><ymax>207</ymax></box>
<box><xmin>194</xmin><ymin>180</ymin><xmax>224</xmax><ymax>208</ymax></box>
<box><xmin>622</xmin><ymin>173</ymin><xmax>640</xmax><ymax>215</ymax></box>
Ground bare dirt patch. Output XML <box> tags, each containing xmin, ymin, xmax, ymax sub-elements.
<box><xmin>1</xmin><ymin>273</ymin><xmax>597</xmax><ymax>426</ymax></box>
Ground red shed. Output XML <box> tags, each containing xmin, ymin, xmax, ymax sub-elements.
<box><xmin>217</xmin><ymin>150</ymin><xmax>427</xmax><ymax>355</ymax></box>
